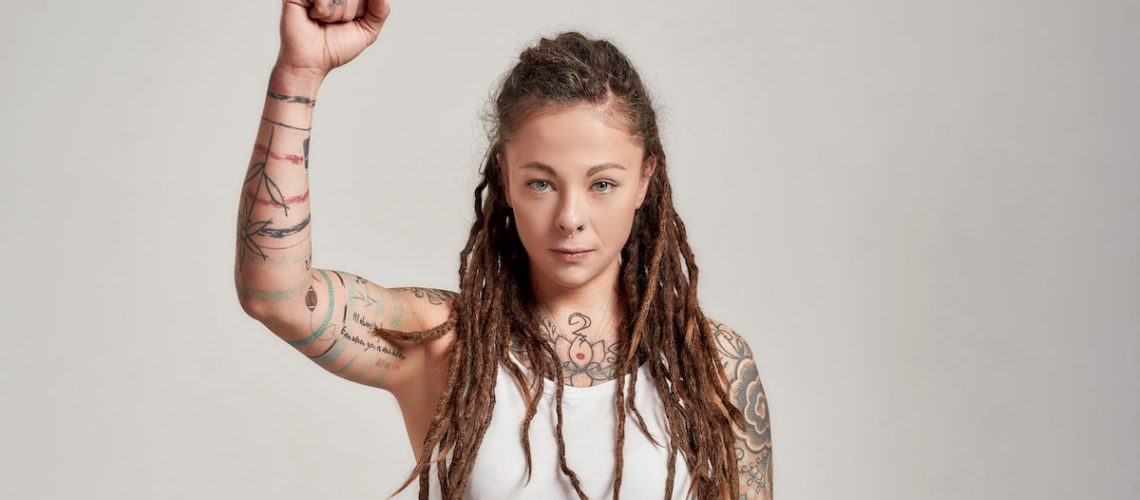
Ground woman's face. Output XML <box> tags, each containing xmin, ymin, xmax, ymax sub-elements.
<box><xmin>499</xmin><ymin>103</ymin><xmax>656</xmax><ymax>292</ymax></box>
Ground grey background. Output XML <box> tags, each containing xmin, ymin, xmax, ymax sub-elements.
<box><xmin>1</xmin><ymin>0</ymin><xmax>1137</xmax><ymax>499</ymax></box>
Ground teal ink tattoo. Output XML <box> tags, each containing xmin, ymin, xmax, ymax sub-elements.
<box><xmin>236</xmin><ymin>275</ymin><xmax>309</xmax><ymax>302</ymax></box>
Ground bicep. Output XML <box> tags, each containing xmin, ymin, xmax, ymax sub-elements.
<box><xmin>254</xmin><ymin>267</ymin><xmax>455</xmax><ymax>392</ymax></box>
<box><xmin>710</xmin><ymin>319</ymin><xmax>773</xmax><ymax>499</ymax></box>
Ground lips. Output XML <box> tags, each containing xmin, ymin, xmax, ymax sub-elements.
<box><xmin>551</xmin><ymin>248</ymin><xmax>594</xmax><ymax>263</ymax></box>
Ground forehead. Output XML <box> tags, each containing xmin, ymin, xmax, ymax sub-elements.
<box><xmin>504</xmin><ymin>104</ymin><xmax>643</xmax><ymax>172</ymax></box>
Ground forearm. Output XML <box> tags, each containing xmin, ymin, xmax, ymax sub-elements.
<box><xmin>234</xmin><ymin>68</ymin><xmax>325</xmax><ymax>317</ymax></box>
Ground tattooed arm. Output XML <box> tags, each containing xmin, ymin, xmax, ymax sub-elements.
<box><xmin>234</xmin><ymin>0</ymin><xmax>448</xmax><ymax>393</ymax></box>
<box><xmin>249</xmin><ymin>267</ymin><xmax>456</xmax><ymax>394</ymax></box>
<box><xmin>235</xmin><ymin>0</ymin><xmax>388</xmax><ymax>307</ymax></box>
<box><xmin>233</xmin><ymin>65</ymin><xmax>456</xmax><ymax>393</ymax></box>
<box><xmin>710</xmin><ymin>319</ymin><xmax>773</xmax><ymax>500</ymax></box>
<box><xmin>234</xmin><ymin>67</ymin><xmax>323</xmax><ymax>318</ymax></box>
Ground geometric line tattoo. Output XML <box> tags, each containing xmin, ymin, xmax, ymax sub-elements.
<box><xmin>261</xmin><ymin>116</ymin><xmax>311</xmax><ymax>131</ymax></box>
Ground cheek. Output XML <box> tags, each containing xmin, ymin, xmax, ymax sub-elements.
<box><xmin>599</xmin><ymin>204</ymin><xmax>638</xmax><ymax>247</ymax></box>
<box><xmin>510</xmin><ymin>204</ymin><xmax>548</xmax><ymax>247</ymax></box>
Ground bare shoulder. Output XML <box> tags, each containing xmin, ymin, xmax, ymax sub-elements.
<box><xmin>705</xmin><ymin>317</ymin><xmax>762</xmax><ymax>407</ymax></box>
<box><xmin>385</xmin><ymin>286</ymin><xmax>458</xmax><ymax>360</ymax></box>
<box><xmin>386</xmin><ymin>287</ymin><xmax>457</xmax><ymax>328</ymax></box>
<box><xmin>705</xmin><ymin>316</ymin><xmax>774</xmax><ymax>499</ymax></box>
<box><xmin>706</xmin><ymin>317</ymin><xmax>754</xmax><ymax>365</ymax></box>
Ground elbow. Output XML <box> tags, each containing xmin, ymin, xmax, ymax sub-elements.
<box><xmin>238</xmin><ymin>298</ymin><xmax>264</xmax><ymax>319</ymax></box>
<box><xmin>235</xmin><ymin>282</ymin><xmax>269</xmax><ymax>319</ymax></box>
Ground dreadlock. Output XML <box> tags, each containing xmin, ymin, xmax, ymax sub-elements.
<box><xmin>371</xmin><ymin>31</ymin><xmax>746</xmax><ymax>500</ymax></box>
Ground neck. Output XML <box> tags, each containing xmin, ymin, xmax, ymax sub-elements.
<box><xmin>522</xmin><ymin>259</ymin><xmax>630</xmax><ymax>386</ymax></box>
<box><xmin>528</xmin><ymin>259</ymin><xmax>625</xmax><ymax>343</ymax></box>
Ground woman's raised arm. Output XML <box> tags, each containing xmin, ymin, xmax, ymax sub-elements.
<box><xmin>233</xmin><ymin>0</ymin><xmax>456</xmax><ymax>394</ymax></box>
<box><xmin>233</xmin><ymin>66</ymin><xmax>323</xmax><ymax>319</ymax></box>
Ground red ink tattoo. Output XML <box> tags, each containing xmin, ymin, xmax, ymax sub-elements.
<box><xmin>253</xmin><ymin>144</ymin><xmax>305</xmax><ymax>165</ymax></box>
<box><xmin>242</xmin><ymin>188</ymin><xmax>310</xmax><ymax>207</ymax></box>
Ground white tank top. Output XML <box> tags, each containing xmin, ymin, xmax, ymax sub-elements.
<box><xmin>427</xmin><ymin>350</ymin><xmax>695</xmax><ymax>499</ymax></box>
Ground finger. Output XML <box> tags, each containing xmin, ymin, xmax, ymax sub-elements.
<box><xmin>357</xmin><ymin>0</ymin><xmax>391</xmax><ymax>35</ymax></box>
<box><xmin>328</xmin><ymin>0</ymin><xmax>348</xmax><ymax>22</ymax></box>
<box><xmin>338</xmin><ymin>0</ymin><xmax>364</xmax><ymax>23</ymax></box>
<box><xmin>307</xmin><ymin>0</ymin><xmax>328</xmax><ymax>19</ymax></box>
<box><xmin>309</xmin><ymin>0</ymin><xmax>343</xmax><ymax>23</ymax></box>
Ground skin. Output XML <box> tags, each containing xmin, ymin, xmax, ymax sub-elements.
<box><xmin>240</xmin><ymin>2</ymin><xmax>771</xmax><ymax>495</ymax></box>
<box><xmin>711</xmin><ymin>319</ymin><xmax>774</xmax><ymax>499</ymax></box>
<box><xmin>498</xmin><ymin>103</ymin><xmax>656</xmax><ymax>385</ymax></box>
<box><xmin>498</xmin><ymin>103</ymin><xmax>773</xmax><ymax>497</ymax></box>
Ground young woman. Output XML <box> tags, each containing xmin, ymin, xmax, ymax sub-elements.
<box><xmin>235</xmin><ymin>1</ymin><xmax>772</xmax><ymax>498</ymax></box>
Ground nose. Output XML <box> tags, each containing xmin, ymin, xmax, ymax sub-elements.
<box><xmin>555</xmin><ymin>188</ymin><xmax>586</xmax><ymax>235</ymax></box>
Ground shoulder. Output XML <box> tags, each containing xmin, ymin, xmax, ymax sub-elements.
<box><xmin>388</xmin><ymin>287</ymin><xmax>458</xmax><ymax>330</ymax></box>
<box><xmin>704</xmin><ymin>317</ymin><xmax>767</xmax><ymax>443</ymax></box>
<box><xmin>705</xmin><ymin>316</ymin><xmax>774</xmax><ymax>498</ymax></box>
<box><xmin>705</xmin><ymin>316</ymin><xmax>755</xmax><ymax>369</ymax></box>
<box><xmin>704</xmin><ymin>316</ymin><xmax>765</xmax><ymax>411</ymax></box>
<box><xmin>386</xmin><ymin>287</ymin><xmax>459</xmax><ymax>359</ymax></box>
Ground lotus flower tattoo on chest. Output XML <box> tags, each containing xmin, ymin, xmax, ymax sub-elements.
<box><xmin>540</xmin><ymin>312</ymin><xmax>620</xmax><ymax>387</ymax></box>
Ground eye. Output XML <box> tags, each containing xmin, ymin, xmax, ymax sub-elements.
<box><xmin>594</xmin><ymin>180</ymin><xmax>616</xmax><ymax>193</ymax></box>
<box><xmin>527</xmin><ymin>180</ymin><xmax>551</xmax><ymax>192</ymax></box>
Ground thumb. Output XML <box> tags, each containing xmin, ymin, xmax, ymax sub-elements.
<box><xmin>357</xmin><ymin>0</ymin><xmax>392</xmax><ymax>37</ymax></box>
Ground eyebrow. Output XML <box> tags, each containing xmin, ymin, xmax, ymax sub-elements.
<box><xmin>518</xmin><ymin>161</ymin><xmax>627</xmax><ymax>177</ymax></box>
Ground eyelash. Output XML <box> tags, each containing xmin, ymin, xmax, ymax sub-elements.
<box><xmin>527</xmin><ymin>180</ymin><xmax>616</xmax><ymax>193</ymax></box>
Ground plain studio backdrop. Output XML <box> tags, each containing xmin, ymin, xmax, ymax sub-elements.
<box><xmin>0</xmin><ymin>0</ymin><xmax>1136</xmax><ymax>499</ymax></box>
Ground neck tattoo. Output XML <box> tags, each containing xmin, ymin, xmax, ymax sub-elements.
<box><xmin>526</xmin><ymin>310</ymin><xmax>620</xmax><ymax>386</ymax></box>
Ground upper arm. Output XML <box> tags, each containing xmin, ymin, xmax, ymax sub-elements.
<box><xmin>249</xmin><ymin>267</ymin><xmax>456</xmax><ymax>394</ymax></box>
<box><xmin>708</xmin><ymin>318</ymin><xmax>773</xmax><ymax>500</ymax></box>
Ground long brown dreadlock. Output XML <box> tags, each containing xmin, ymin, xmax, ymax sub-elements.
<box><xmin>371</xmin><ymin>31</ymin><xmax>747</xmax><ymax>500</ymax></box>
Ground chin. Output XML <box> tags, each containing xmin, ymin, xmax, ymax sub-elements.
<box><xmin>545</xmin><ymin>268</ymin><xmax>596</xmax><ymax>289</ymax></box>
<box><xmin>538</xmin><ymin>260</ymin><xmax>605</xmax><ymax>290</ymax></box>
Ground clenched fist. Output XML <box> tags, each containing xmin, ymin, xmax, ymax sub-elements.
<box><xmin>275</xmin><ymin>0</ymin><xmax>392</xmax><ymax>82</ymax></box>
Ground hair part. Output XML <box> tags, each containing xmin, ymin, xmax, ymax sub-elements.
<box><xmin>372</xmin><ymin>30</ymin><xmax>745</xmax><ymax>500</ymax></box>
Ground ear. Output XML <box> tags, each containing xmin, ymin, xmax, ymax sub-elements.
<box><xmin>497</xmin><ymin>152</ymin><xmax>512</xmax><ymax>208</ymax></box>
<box><xmin>635</xmin><ymin>155</ymin><xmax>657</xmax><ymax>209</ymax></box>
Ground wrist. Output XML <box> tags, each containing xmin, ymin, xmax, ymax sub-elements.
<box><xmin>269</xmin><ymin>65</ymin><xmax>325</xmax><ymax>96</ymax></box>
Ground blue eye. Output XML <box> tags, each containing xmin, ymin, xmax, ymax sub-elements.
<box><xmin>528</xmin><ymin>180</ymin><xmax>551</xmax><ymax>191</ymax></box>
<box><xmin>594</xmin><ymin>180</ymin><xmax>614</xmax><ymax>192</ymax></box>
